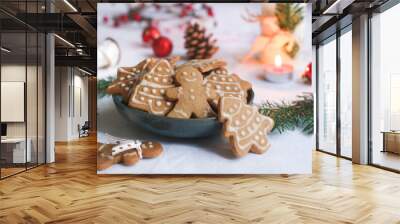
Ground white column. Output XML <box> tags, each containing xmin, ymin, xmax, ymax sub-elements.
<box><xmin>352</xmin><ymin>14</ymin><xmax>369</xmax><ymax>164</ymax></box>
<box><xmin>45</xmin><ymin>1</ymin><xmax>56</xmax><ymax>163</ymax></box>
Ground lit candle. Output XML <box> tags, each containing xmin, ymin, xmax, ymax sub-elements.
<box><xmin>264</xmin><ymin>54</ymin><xmax>294</xmax><ymax>83</ymax></box>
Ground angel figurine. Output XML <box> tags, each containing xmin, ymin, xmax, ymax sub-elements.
<box><xmin>242</xmin><ymin>4</ymin><xmax>298</xmax><ymax>66</ymax></box>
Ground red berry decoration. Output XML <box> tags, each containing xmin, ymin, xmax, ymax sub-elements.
<box><xmin>119</xmin><ymin>14</ymin><xmax>129</xmax><ymax>23</ymax></box>
<box><xmin>302</xmin><ymin>63</ymin><xmax>312</xmax><ymax>84</ymax></box>
<box><xmin>103</xmin><ymin>16</ymin><xmax>109</xmax><ymax>24</ymax></box>
<box><xmin>142</xmin><ymin>26</ymin><xmax>161</xmax><ymax>44</ymax></box>
<box><xmin>152</xmin><ymin>36</ymin><xmax>173</xmax><ymax>57</ymax></box>
<box><xmin>132</xmin><ymin>13</ymin><xmax>141</xmax><ymax>22</ymax></box>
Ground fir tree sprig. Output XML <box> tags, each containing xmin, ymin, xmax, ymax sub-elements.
<box><xmin>259</xmin><ymin>93</ymin><xmax>313</xmax><ymax>135</ymax></box>
<box><xmin>97</xmin><ymin>76</ymin><xmax>114</xmax><ymax>98</ymax></box>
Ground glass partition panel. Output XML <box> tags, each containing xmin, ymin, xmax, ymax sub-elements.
<box><xmin>317</xmin><ymin>36</ymin><xmax>337</xmax><ymax>154</ymax></box>
<box><xmin>339</xmin><ymin>28</ymin><xmax>352</xmax><ymax>158</ymax></box>
<box><xmin>371</xmin><ymin>4</ymin><xmax>400</xmax><ymax>171</ymax></box>
<box><xmin>1</xmin><ymin>30</ymin><xmax>27</xmax><ymax>177</ymax></box>
<box><xmin>27</xmin><ymin>31</ymin><xmax>38</xmax><ymax>169</ymax></box>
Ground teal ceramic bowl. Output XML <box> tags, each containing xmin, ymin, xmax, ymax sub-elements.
<box><xmin>113</xmin><ymin>90</ymin><xmax>254</xmax><ymax>138</ymax></box>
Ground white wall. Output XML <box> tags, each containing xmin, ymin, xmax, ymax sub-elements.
<box><xmin>54</xmin><ymin>67</ymin><xmax>89</xmax><ymax>141</ymax></box>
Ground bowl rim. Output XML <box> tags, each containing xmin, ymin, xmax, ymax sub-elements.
<box><xmin>113</xmin><ymin>95</ymin><xmax>218</xmax><ymax>121</ymax></box>
<box><xmin>112</xmin><ymin>88</ymin><xmax>254</xmax><ymax>122</ymax></box>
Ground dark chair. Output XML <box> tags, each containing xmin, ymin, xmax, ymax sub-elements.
<box><xmin>78</xmin><ymin>121</ymin><xmax>90</xmax><ymax>138</ymax></box>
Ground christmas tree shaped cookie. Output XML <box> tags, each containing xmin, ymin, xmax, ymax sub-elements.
<box><xmin>219</xmin><ymin>96</ymin><xmax>274</xmax><ymax>157</ymax></box>
<box><xmin>128</xmin><ymin>58</ymin><xmax>175</xmax><ymax>116</ymax></box>
<box><xmin>205</xmin><ymin>68</ymin><xmax>252</xmax><ymax>108</ymax></box>
<box><xmin>106</xmin><ymin>66</ymin><xmax>143</xmax><ymax>101</ymax></box>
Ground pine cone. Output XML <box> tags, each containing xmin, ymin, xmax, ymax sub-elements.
<box><xmin>184</xmin><ymin>22</ymin><xmax>218</xmax><ymax>60</ymax></box>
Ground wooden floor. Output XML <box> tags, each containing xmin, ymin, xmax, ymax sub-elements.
<box><xmin>1</xmin><ymin>135</ymin><xmax>400</xmax><ymax>224</ymax></box>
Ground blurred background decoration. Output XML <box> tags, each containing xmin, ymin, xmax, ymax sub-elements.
<box><xmin>242</xmin><ymin>3</ymin><xmax>303</xmax><ymax>65</ymax></box>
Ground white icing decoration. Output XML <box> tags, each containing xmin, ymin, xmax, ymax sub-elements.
<box><xmin>189</xmin><ymin>88</ymin><xmax>195</xmax><ymax>93</ymax></box>
<box><xmin>121</xmin><ymin>83</ymin><xmax>126</xmax><ymax>87</ymax></box>
<box><xmin>148</xmin><ymin>99</ymin><xmax>153</xmax><ymax>103</ymax></box>
<box><xmin>190</xmin><ymin>95</ymin><xmax>196</xmax><ymax>100</ymax></box>
<box><xmin>154</xmin><ymin>77</ymin><xmax>159</xmax><ymax>82</ymax></box>
<box><xmin>152</xmin><ymin>89</ymin><xmax>157</xmax><ymax>94</ymax></box>
<box><xmin>166</xmin><ymin>102</ymin><xmax>172</xmax><ymax>106</ymax></box>
<box><xmin>234</xmin><ymin>120</ymin><xmax>240</xmax><ymax>126</ymax></box>
<box><xmin>156</xmin><ymin>101</ymin><xmax>162</xmax><ymax>106</ymax></box>
<box><xmin>143</xmin><ymin>87</ymin><xmax>149</xmax><ymax>92</ymax></box>
<box><xmin>160</xmin><ymin>89</ymin><xmax>165</xmax><ymax>94</ymax></box>
<box><xmin>140</xmin><ymin>96</ymin><xmax>145</xmax><ymax>101</ymax></box>
<box><xmin>216</xmin><ymin>85</ymin><xmax>221</xmax><ymax>89</ymax></box>
<box><xmin>226</xmin><ymin>86</ymin><xmax>231</xmax><ymax>90</ymax></box>
<box><xmin>162</xmin><ymin>78</ymin><xmax>168</xmax><ymax>83</ymax></box>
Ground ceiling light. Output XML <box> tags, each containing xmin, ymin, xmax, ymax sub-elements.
<box><xmin>78</xmin><ymin>67</ymin><xmax>92</xmax><ymax>76</ymax></box>
<box><xmin>1</xmin><ymin>47</ymin><xmax>11</xmax><ymax>53</ymax></box>
<box><xmin>54</xmin><ymin>34</ymin><xmax>75</xmax><ymax>48</ymax></box>
<box><xmin>63</xmin><ymin>0</ymin><xmax>78</xmax><ymax>12</ymax></box>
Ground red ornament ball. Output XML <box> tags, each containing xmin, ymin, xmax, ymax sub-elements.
<box><xmin>152</xmin><ymin>36</ymin><xmax>173</xmax><ymax>57</ymax></box>
<box><xmin>142</xmin><ymin>26</ymin><xmax>161</xmax><ymax>44</ymax></box>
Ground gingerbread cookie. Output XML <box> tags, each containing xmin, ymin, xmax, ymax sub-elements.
<box><xmin>166</xmin><ymin>66</ymin><xmax>216</xmax><ymax>118</ymax></box>
<box><xmin>97</xmin><ymin>140</ymin><xmax>163</xmax><ymax>171</ymax></box>
<box><xmin>128</xmin><ymin>59</ymin><xmax>176</xmax><ymax>116</ymax></box>
<box><xmin>106</xmin><ymin>66</ymin><xmax>143</xmax><ymax>101</ymax></box>
<box><xmin>218</xmin><ymin>97</ymin><xmax>274</xmax><ymax>157</ymax></box>
<box><xmin>180</xmin><ymin>58</ymin><xmax>226</xmax><ymax>73</ymax></box>
<box><xmin>205</xmin><ymin>68</ymin><xmax>252</xmax><ymax>108</ymax></box>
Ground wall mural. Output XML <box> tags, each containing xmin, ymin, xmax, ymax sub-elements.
<box><xmin>97</xmin><ymin>3</ymin><xmax>313</xmax><ymax>174</ymax></box>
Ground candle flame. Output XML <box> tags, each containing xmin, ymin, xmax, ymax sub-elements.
<box><xmin>274</xmin><ymin>54</ymin><xmax>282</xmax><ymax>67</ymax></box>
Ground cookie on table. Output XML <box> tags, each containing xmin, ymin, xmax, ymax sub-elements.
<box><xmin>180</xmin><ymin>58</ymin><xmax>227</xmax><ymax>73</ymax></box>
<box><xmin>166</xmin><ymin>65</ymin><xmax>216</xmax><ymax>119</ymax></box>
<box><xmin>97</xmin><ymin>140</ymin><xmax>163</xmax><ymax>171</ymax></box>
<box><xmin>128</xmin><ymin>58</ymin><xmax>176</xmax><ymax>116</ymax></box>
<box><xmin>218</xmin><ymin>96</ymin><xmax>274</xmax><ymax>157</ymax></box>
<box><xmin>205</xmin><ymin>68</ymin><xmax>252</xmax><ymax>108</ymax></box>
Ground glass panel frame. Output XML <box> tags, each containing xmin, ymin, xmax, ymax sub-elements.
<box><xmin>0</xmin><ymin>0</ymin><xmax>47</xmax><ymax>179</ymax></box>
<box><xmin>369</xmin><ymin>3</ymin><xmax>400</xmax><ymax>172</ymax></box>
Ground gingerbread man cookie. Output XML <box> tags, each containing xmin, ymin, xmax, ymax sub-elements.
<box><xmin>166</xmin><ymin>66</ymin><xmax>216</xmax><ymax>119</ymax></box>
<box><xmin>218</xmin><ymin>96</ymin><xmax>274</xmax><ymax>157</ymax></box>
<box><xmin>97</xmin><ymin>140</ymin><xmax>163</xmax><ymax>171</ymax></box>
<box><xmin>180</xmin><ymin>58</ymin><xmax>227</xmax><ymax>73</ymax></box>
<box><xmin>205</xmin><ymin>67</ymin><xmax>252</xmax><ymax>108</ymax></box>
<box><xmin>128</xmin><ymin>58</ymin><xmax>176</xmax><ymax>116</ymax></box>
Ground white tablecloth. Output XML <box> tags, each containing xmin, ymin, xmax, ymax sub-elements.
<box><xmin>97</xmin><ymin>3</ymin><xmax>313</xmax><ymax>174</ymax></box>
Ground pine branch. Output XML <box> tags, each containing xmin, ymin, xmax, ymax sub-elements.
<box><xmin>97</xmin><ymin>76</ymin><xmax>114</xmax><ymax>98</ymax></box>
<box><xmin>275</xmin><ymin>3</ymin><xmax>304</xmax><ymax>32</ymax></box>
<box><xmin>259</xmin><ymin>93</ymin><xmax>313</xmax><ymax>135</ymax></box>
